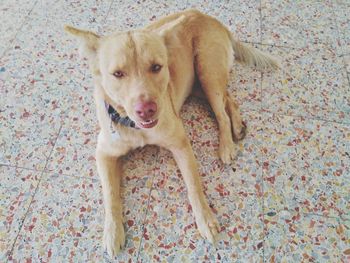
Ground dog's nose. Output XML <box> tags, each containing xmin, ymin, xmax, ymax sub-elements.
<box><xmin>135</xmin><ymin>101</ymin><xmax>157</xmax><ymax>120</ymax></box>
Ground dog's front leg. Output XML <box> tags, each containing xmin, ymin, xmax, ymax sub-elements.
<box><xmin>168</xmin><ymin>131</ymin><xmax>219</xmax><ymax>243</ymax></box>
<box><xmin>96</xmin><ymin>148</ymin><xmax>125</xmax><ymax>257</ymax></box>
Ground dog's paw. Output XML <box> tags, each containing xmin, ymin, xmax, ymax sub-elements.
<box><xmin>233</xmin><ymin>121</ymin><xmax>247</xmax><ymax>141</ymax></box>
<box><xmin>219</xmin><ymin>139</ymin><xmax>237</xmax><ymax>164</ymax></box>
<box><xmin>103</xmin><ymin>218</ymin><xmax>125</xmax><ymax>257</ymax></box>
<box><xmin>196</xmin><ymin>207</ymin><xmax>220</xmax><ymax>244</ymax></box>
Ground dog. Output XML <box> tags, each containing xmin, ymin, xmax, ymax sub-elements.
<box><xmin>65</xmin><ymin>9</ymin><xmax>279</xmax><ymax>257</ymax></box>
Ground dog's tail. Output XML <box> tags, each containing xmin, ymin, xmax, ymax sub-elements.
<box><xmin>230</xmin><ymin>34</ymin><xmax>280</xmax><ymax>70</ymax></box>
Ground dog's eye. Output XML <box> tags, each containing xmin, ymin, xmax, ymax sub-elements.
<box><xmin>113</xmin><ymin>70</ymin><xmax>125</xmax><ymax>78</ymax></box>
<box><xmin>151</xmin><ymin>64</ymin><xmax>162</xmax><ymax>73</ymax></box>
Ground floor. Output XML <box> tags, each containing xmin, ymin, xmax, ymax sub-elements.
<box><xmin>0</xmin><ymin>0</ymin><xmax>349</xmax><ymax>262</ymax></box>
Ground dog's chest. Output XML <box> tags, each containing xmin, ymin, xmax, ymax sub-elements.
<box><xmin>168</xmin><ymin>59</ymin><xmax>195</xmax><ymax>111</ymax></box>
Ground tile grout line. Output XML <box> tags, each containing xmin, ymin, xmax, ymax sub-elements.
<box><xmin>245</xmin><ymin>41</ymin><xmax>347</xmax><ymax>55</ymax></box>
<box><xmin>259</xmin><ymin>0</ymin><xmax>263</xmax><ymax>45</ymax></box>
<box><xmin>136</xmin><ymin>147</ymin><xmax>161</xmax><ymax>262</ymax></box>
<box><xmin>329</xmin><ymin>2</ymin><xmax>350</xmax><ymax>91</ymax></box>
<box><xmin>245</xmin><ymin>107</ymin><xmax>349</xmax><ymax>128</ymax></box>
<box><xmin>79</xmin><ymin>0</ymin><xmax>115</xmax><ymax>83</ymax></box>
<box><xmin>0</xmin><ymin>163</ymin><xmax>44</xmax><ymax>172</ymax></box>
<box><xmin>339</xmin><ymin>53</ymin><xmax>350</xmax><ymax>57</ymax></box>
<box><xmin>266</xmin><ymin>110</ymin><xmax>350</xmax><ymax>126</ymax></box>
<box><xmin>264</xmin><ymin>203</ymin><xmax>350</xmax><ymax>221</ymax></box>
<box><xmin>7</xmin><ymin>124</ymin><xmax>63</xmax><ymax>261</ymax></box>
<box><xmin>332</xmin><ymin>7</ymin><xmax>350</xmax><ymax>88</ymax></box>
<box><xmin>302</xmin><ymin>212</ymin><xmax>350</xmax><ymax>222</ymax></box>
<box><xmin>346</xmin><ymin>68</ymin><xmax>350</xmax><ymax>90</ymax></box>
<box><xmin>329</xmin><ymin>1</ymin><xmax>346</xmax><ymax>57</ymax></box>
<box><xmin>259</xmin><ymin>1</ymin><xmax>266</xmax><ymax>261</ymax></box>
<box><xmin>0</xmin><ymin>0</ymin><xmax>39</xmax><ymax>59</ymax></box>
<box><xmin>43</xmin><ymin>170</ymin><xmax>100</xmax><ymax>183</ymax></box>
<box><xmin>102</xmin><ymin>0</ymin><xmax>115</xmax><ymax>25</ymax></box>
<box><xmin>257</xmin><ymin>1</ymin><xmax>347</xmax><ymax>56</ymax></box>
<box><xmin>260</xmin><ymin>91</ymin><xmax>267</xmax><ymax>261</ymax></box>
<box><xmin>3</xmin><ymin>2</ymin><xmax>57</xmax><ymax>259</ymax></box>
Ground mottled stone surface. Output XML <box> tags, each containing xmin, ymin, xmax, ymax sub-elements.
<box><xmin>1</xmin><ymin>0</ymin><xmax>349</xmax><ymax>262</ymax></box>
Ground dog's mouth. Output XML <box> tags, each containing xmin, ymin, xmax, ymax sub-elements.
<box><xmin>137</xmin><ymin>118</ymin><xmax>158</xmax><ymax>129</ymax></box>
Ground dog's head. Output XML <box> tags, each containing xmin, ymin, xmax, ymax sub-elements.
<box><xmin>65</xmin><ymin>17</ymin><xmax>184</xmax><ymax>129</ymax></box>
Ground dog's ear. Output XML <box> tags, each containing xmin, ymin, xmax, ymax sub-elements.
<box><xmin>65</xmin><ymin>25</ymin><xmax>101</xmax><ymax>75</ymax></box>
<box><xmin>64</xmin><ymin>25</ymin><xmax>100</xmax><ymax>59</ymax></box>
<box><xmin>155</xmin><ymin>15</ymin><xmax>186</xmax><ymax>37</ymax></box>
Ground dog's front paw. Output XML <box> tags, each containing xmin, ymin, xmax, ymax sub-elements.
<box><xmin>103</xmin><ymin>218</ymin><xmax>125</xmax><ymax>257</ymax></box>
<box><xmin>195</xmin><ymin>207</ymin><xmax>220</xmax><ymax>244</ymax></box>
<box><xmin>219</xmin><ymin>139</ymin><xmax>237</xmax><ymax>164</ymax></box>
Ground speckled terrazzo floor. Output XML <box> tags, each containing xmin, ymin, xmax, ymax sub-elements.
<box><xmin>0</xmin><ymin>0</ymin><xmax>349</xmax><ymax>262</ymax></box>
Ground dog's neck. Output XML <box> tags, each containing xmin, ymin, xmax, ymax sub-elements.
<box><xmin>104</xmin><ymin>102</ymin><xmax>138</xmax><ymax>129</ymax></box>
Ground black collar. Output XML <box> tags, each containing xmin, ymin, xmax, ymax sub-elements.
<box><xmin>104</xmin><ymin>102</ymin><xmax>138</xmax><ymax>129</ymax></box>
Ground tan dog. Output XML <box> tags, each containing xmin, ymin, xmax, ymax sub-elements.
<box><xmin>65</xmin><ymin>9</ymin><xmax>279</xmax><ymax>257</ymax></box>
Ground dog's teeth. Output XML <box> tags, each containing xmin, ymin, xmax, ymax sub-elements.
<box><xmin>140</xmin><ymin>119</ymin><xmax>155</xmax><ymax>125</ymax></box>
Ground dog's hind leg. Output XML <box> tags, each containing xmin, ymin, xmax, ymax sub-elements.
<box><xmin>226</xmin><ymin>94</ymin><xmax>246</xmax><ymax>141</ymax></box>
<box><xmin>195</xmin><ymin>38</ymin><xmax>245</xmax><ymax>163</ymax></box>
<box><xmin>196</xmin><ymin>70</ymin><xmax>236</xmax><ymax>163</ymax></box>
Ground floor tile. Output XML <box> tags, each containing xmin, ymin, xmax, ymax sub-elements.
<box><xmin>1</xmin><ymin>79</ymin><xmax>80</xmax><ymax>123</ymax></box>
<box><xmin>104</xmin><ymin>0</ymin><xmax>187</xmax><ymax>33</ymax></box>
<box><xmin>335</xmin><ymin>0</ymin><xmax>350</xmax><ymax>4</ymax></box>
<box><xmin>1</xmin><ymin>74</ymin><xmax>95</xmax><ymax>128</ymax></box>
<box><xmin>51</xmin><ymin>79</ymin><xmax>97</xmax><ymax>125</ymax></box>
<box><xmin>0</xmin><ymin>1</ymin><xmax>48</xmax><ymax>78</ymax></box>
<box><xmin>261</xmin><ymin>113</ymin><xmax>350</xmax><ymax>219</ymax></box>
<box><xmin>45</xmin><ymin>0</ymin><xmax>112</xmax><ymax>31</ymax></box>
<box><xmin>44</xmin><ymin>80</ymin><xmax>98</xmax><ymax>177</ymax></box>
<box><xmin>10</xmin><ymin>172</ymin><xmax>151</xmax><ymax>262</ymax></box>
<box><xmin>46</xmin><ymin>123</ymin><xmax>98</xmax><ymax>177</ymax></box>
<box><xmin>261</xmin><ymin>45</ymin><xmax>350</xmax><ymax>123</ymax></box>
<box><xmin>0</xmin><ymin>79</ymin><xmax>64</xmax><ymax>169</ymax></box>
<box><xmin>138</xmin><ymin>104</ymin><xmax>264</xmax><ymax>262</ymax></box>
<box><xmin>0</xmin><ymin>0</ymin><xmax>34</xmax><ymax>11</ymax></box>
<box><xmin>344</xmin><ymin>55</ymin><xmax>350</xmax><ymax>76</ymax></box>
<box><xmin>0</xmin><ymin>166</ymin><xmax>41</xmax><ymax>262</ymax></box>
<box><xmin>121</xmin><ymin>146</ymin><xmax>160</xmax><ymax>188</ymax></box>
<box><xmin>229</xmin><ymin>59</ymin><xmax>262</xmax><ymax>112</ymax></box>
<box><xmin>2</xmin><ymin>0</ymin><xmax>350</xmax><ymax>261</ymax></box>
<box><xmin>0</xmin><ymin>47</ymin><xmax>37</xmax><ymax>83</ymax></box>
<box><xmin>334</xmin><ymin>1</ymin><xmax>350</xmax><ymax>55</ymax></box>
<box><xmin>139</xmin><ymin>167</ymin><xmax>263</xmax><ymax>262</ymax></box>
<box><xmin>1</xmin><ymin>0</ymin><xmax>111</xmax><ymax>85</ymax></box>
<box><xmin>42</xmin><ymin>0</ymin><xmax>112</xmax><ymax>83</ymax></box>
<box><xmin>0</xmin><ymin>118</ymin><xmax>59</xmax><ymax>170</ymax></box>
<box><xmin>179</xmin><ymin>103</ymin><xmax>264</xmax><ymax>204</ymax></box>
<box><xmin>261</xmin><ymin>0</ymin><xmax>340</xmax><ymax>50</ymax></box>
<box><xmin>0</xmin><ymin>1</ymin><xmax>35</xmax><ymax>56</ymax></box>
<box><xmin>138</xmin><ymin>184</ymin><xmax>263</xmax><ymax>263</ymax></box>
<box><xmin>264</xmin><ymin>211</ymin><xmax>350</xmax><ymax>262</ymax></box>
<box><xmin>48</xmin><ymin>110</ymin><xmax>159</xmax><ymax>180</ymax></box>
<box><xmin>188</xmin><ymin>0</ymin><xmax>261</xmax><ymax>43</ymax></box>
<box><xmin>3</xmin><ymin>9</ymin><xmax>87</xmax><ymax>84</ymax></box>
<box><xmin>0</xmin><ymin>12</ymin><xmax>24</xmax><ymax>57</ymax></box>
<box><xmin>105</xmin><ymin>0</ymin><xmax>260</xmax><ymax>43</ymax></box>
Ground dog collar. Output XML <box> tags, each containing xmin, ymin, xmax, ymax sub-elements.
<box><xmin>104</xmin><ymin>102</ymin><xmax>138</xmax><ymax>129</ymax></box>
